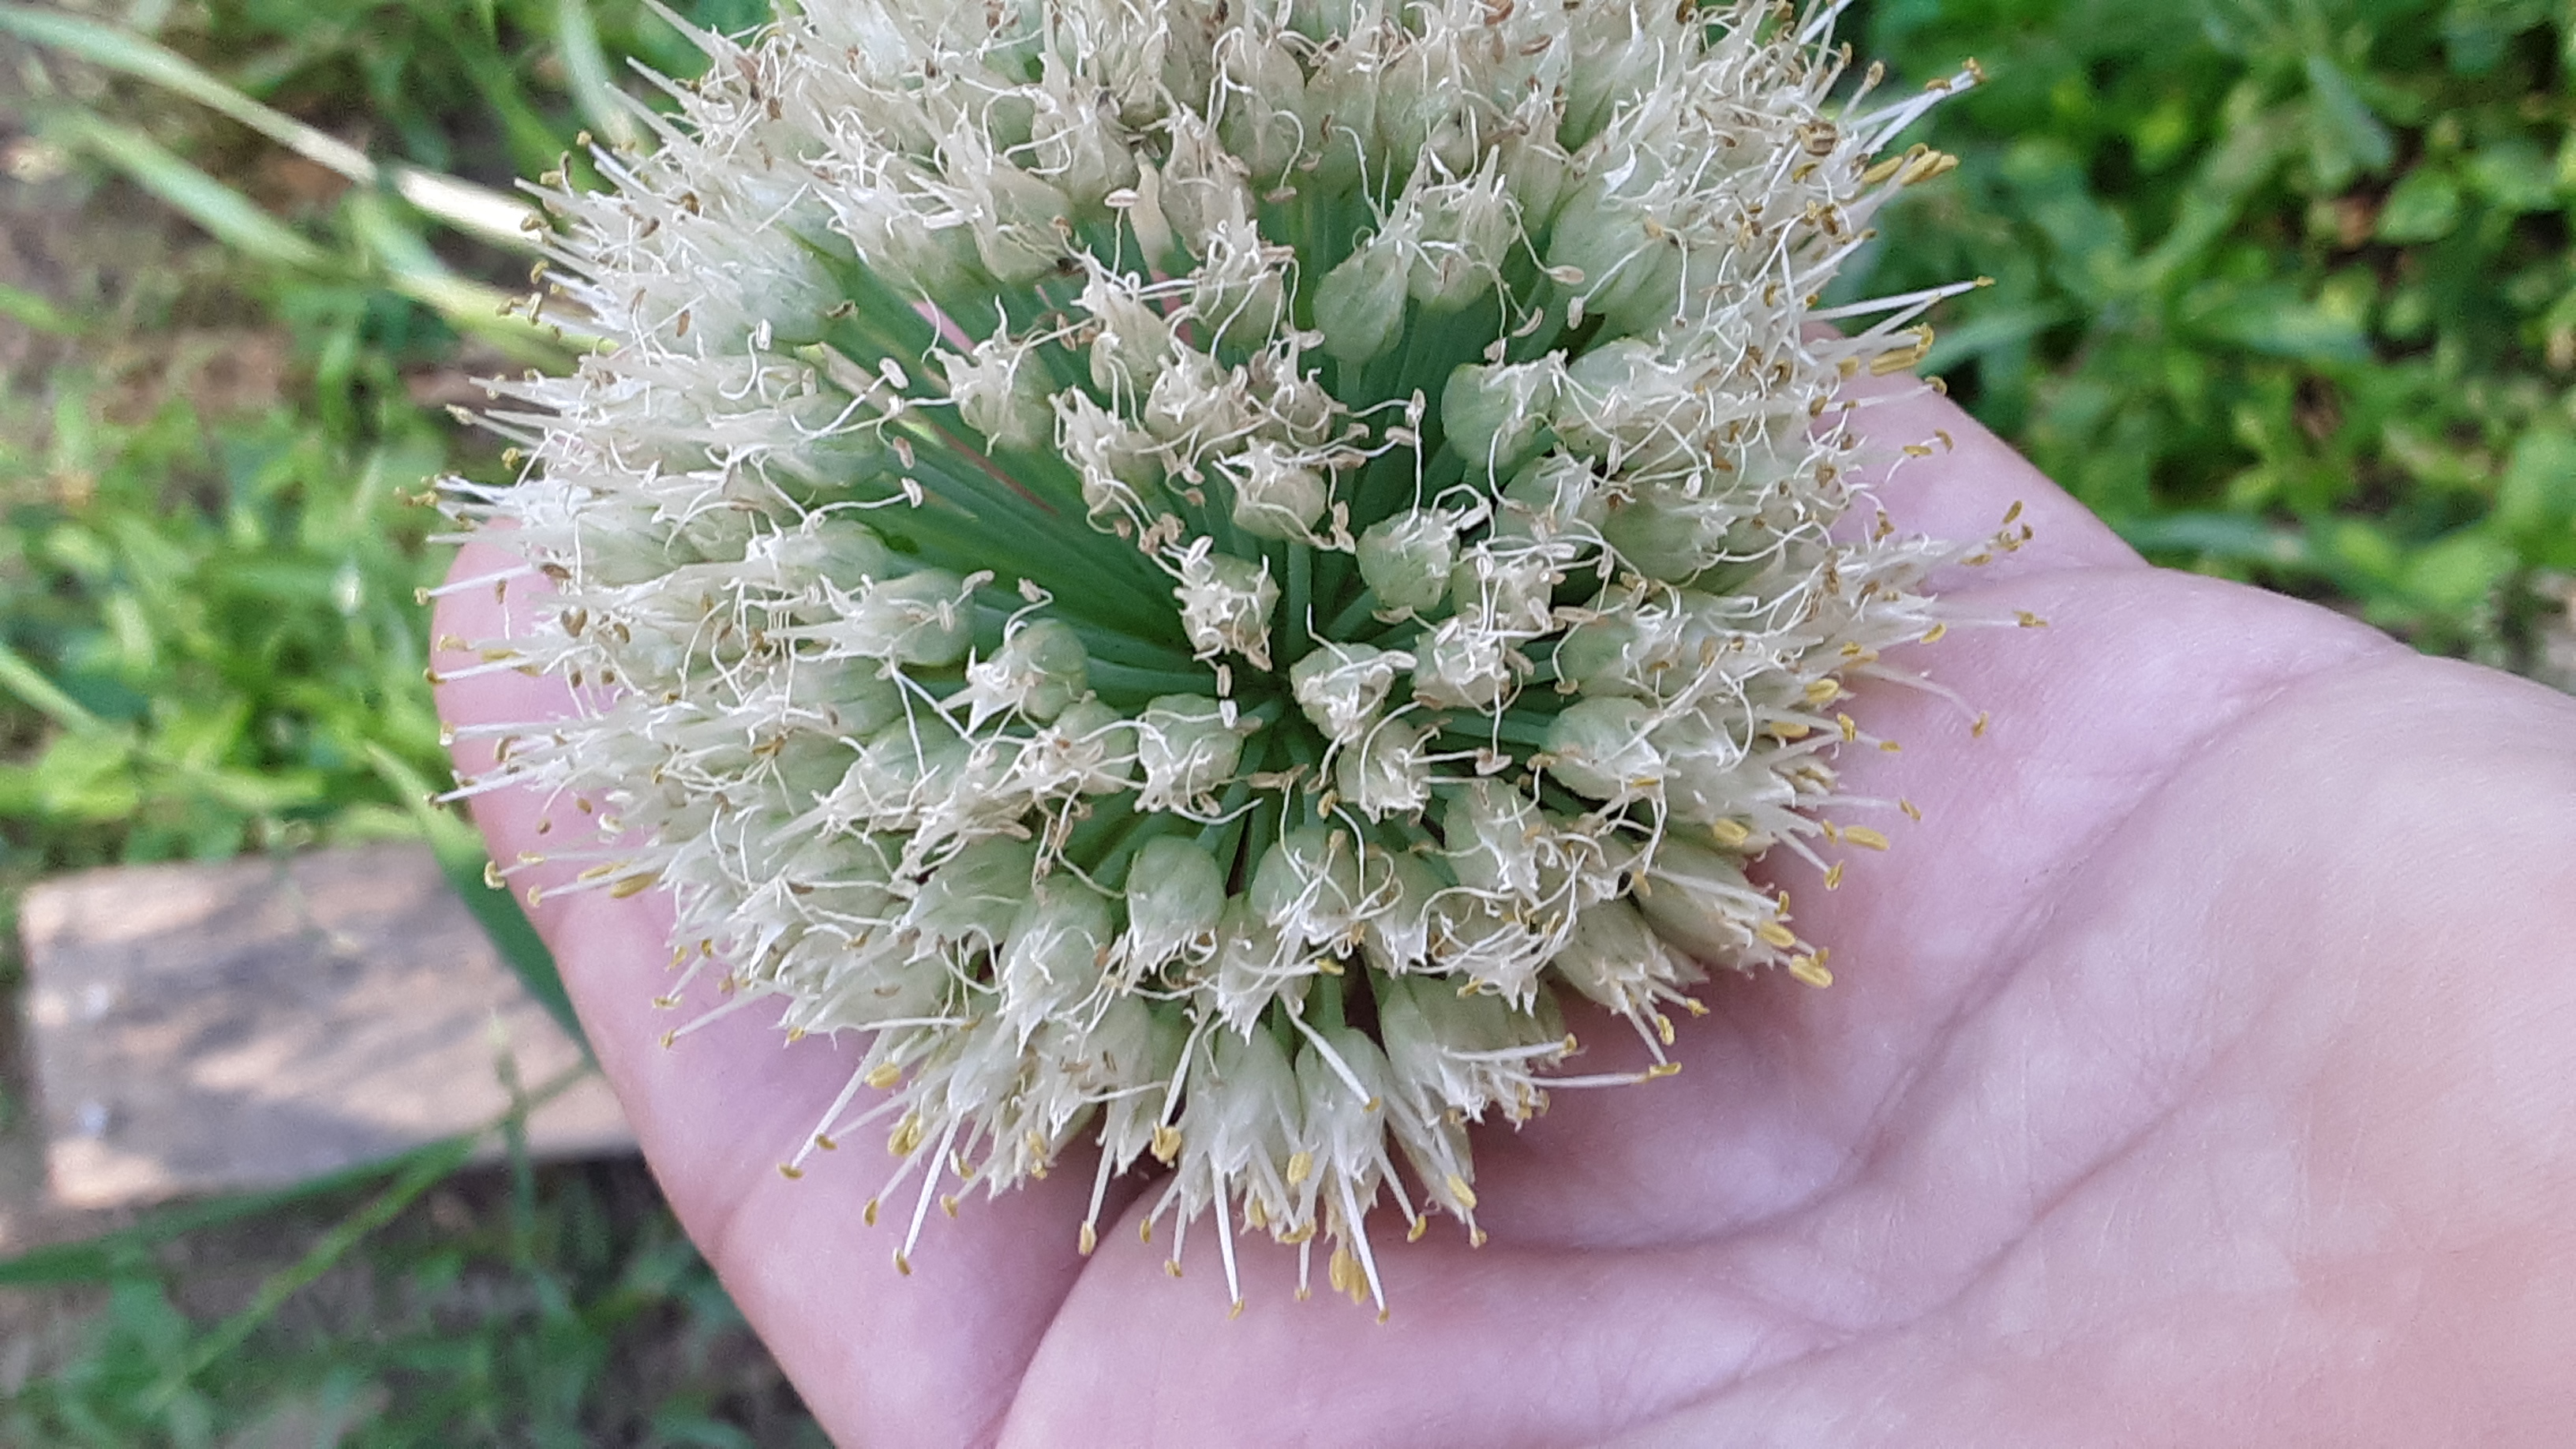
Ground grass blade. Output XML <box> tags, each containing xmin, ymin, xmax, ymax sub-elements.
<box><xmin>0</xmin><ymin>638</ymin><xmax>108</xmax><ymax>734</ymax></box>
<box><xmin>0</xmin><ymin>1136</ymin><xmax>473</xmax><ymax>1288</ymax></box>
<box><xmin>365</xmin><ymin>743</ymin><xmax>586</xmax><ymax>1048</ymax></box>
<box><xmin>0</xmin><ymin>279</ymin><xmax>80</xmax><ymax>335</ymax></box>
<box><xmin>0</xmin><ymin>2</ymin><xmax>539</xmax><ymax>252</ymax></box>
<box><xmin>45</xmin><ymin>113</ymin><xmax>325</xmax><ymax>270</ymax></box>
<box><xmin>556</xmin><ymin>0</ymin><xmax>642</xmax><ymax>150</ymax></box>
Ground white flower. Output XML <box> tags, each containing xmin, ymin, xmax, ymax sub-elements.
<box><xmin>444</xmin><ymin>0</ymin><xmax>1996</xmax><ymax>1311</ymax></box>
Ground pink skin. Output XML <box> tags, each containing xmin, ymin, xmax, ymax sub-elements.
<box><xmin>436</xmin><ymin>388</ymin><xmax>2576</xmax><ymax>1447</ymax></box>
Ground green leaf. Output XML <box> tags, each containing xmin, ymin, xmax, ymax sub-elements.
<box><xmin>2302</xmin><ymin>53</ymin><xmax>2394</xmax><ymax>185</ymax></box>
<box><xmin>2376</xmin><ymin>167</ymin><xmax>2462</xmax><ymax>242</ymax></box>
<box><xmin>0</xmin><ymin>1136</ymin><xmax>475</xmax><ymax>1288</ymax></box>
<box><xmin>0</xmin><ymin>2</ymin><xmax>535</xmax><ymax>250</ymax></box>
<box><xmin>2497</xmin><ymin>427</ymin><xmax>2576</xmax><ymax>536</ymax></box>
<box><xmin>2118</xmin><ymin>511</ymin><xmax>2310</xmax><ymax>567</ymax></box>
<box><xmin>46</xmin><ymin>114</ymin><xmax>326</xmax><ymax>271</ymax></box>
<box><xmin>555</xmin><ymin>0</ymin><xmax>642</xmax><ymax>151</ymax></box>
<box><xmin>365</xmin><ymin>743</ymin><xmax>584</xmax><ymax>1048</ymax></box>
<box><xmin>0</xmin><ymin>638</ymin><xmax>107</xmax><ymax>733</ymax></box>
<box><xmin>2401</xmin><ymin>529</ymin><xmax>2518</xmax><ymax>612</ymax></box>
<box><xmin>2465</xmin><ymin>137</ymin><xmax>2558</xmax><ymax>213</ymax></box>
<box><xmin>0</xmin><ymin>279</ymin><xmax>80</xmax><ymax>335</ymax></box>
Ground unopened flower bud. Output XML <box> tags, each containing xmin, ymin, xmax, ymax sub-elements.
<box><xmin>1313</xmin><ymin>238</ymin><xmax>1407</xmax><ymax>364</ymax></box>
<box><xmin>1289</xmin><ymin>641</ymin><xmax>1410</xmax><ymax>743</ymax></box>
<box><xmin>1040</xmin><ymin>698</ymin><xmax>1139</xmax><ymax>795</ymax></box>
<box><xmin>906</xmin><ymin>835</ymin><xmax>1039</xmax><ymax>955</ymax></box>
<box><xmin>1356</xmin><ymin>507</ymin><xmax>1458</xmax><ymax>616</ymax></box>
<box><xmin>1631</xmin><ymin>837</ymin><xmax>1773</xmax><ymax>962</ymax></box>
<box><xmin>1123</xmin><ymin>835</ymin><xmax>1226</xmax><ymax>971</ymax></box>
<box><xmin>1226</xmin><ymin>439</ymin><xmax>1329</xmax><ymax>541</ymax></box>
<box><xmin>1249</xmin><ymin>825</ymin><xmax>1367</xmax><ymax>947</ymax></box>
<box><xmin>1335</xmin><ymin>720</ymin><xmax>1432</xmax><ymax>819</ymax></box>
<box><xmin>1544</xmin><ymin>696</ymin><xmax>1661</xmax><ymax>800</ymax></box>
<box><xmin>1136</xmin><ymin>694</ymin><xmax>1244</xmax><ymax>809</ymax></box>
<box><xmin>1441</xmin><ymin>360</ymin><xmax>1559</xmax><ymax>478</ymax></box>
<box><xmin>997</xmin><ymin>883</ymin><xmax>1116</xmax><ymax>1042</ymax></box>
<box><xmin>1175</xmin><ymin>549</ymin><xmax>1279</xmax><ymax>666</ymax></box>
<box><xmin>1550</xmin><ymin>899</ymin><xmax>1694</xmax><ymax>1015</ymax></box>
<box><xmin>1410</xmin><ymin>616</ymin><xmax>1515</xmax><ymax>710</ymax></box>
<box><xmin>847</xmin><ymin>568</ymin><xmax>973</xmax><ymax>668</ymax></box>
<box><xmin>961</xmin><ymin>618</ymin><xmax>1091</xmax><ymax>728</ymax></box>
<box><xmin>941</xmin><ymin>336</ymin><xmax>1054</xmax><ymax>452</ymax></box>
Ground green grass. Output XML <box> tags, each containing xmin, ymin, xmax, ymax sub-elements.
<box><xmin>1845</xmin><ymin>0</ymin><xmax>2576</xmax><ymax>663</ymax></box>
<box><xmin>0</xmin><ymin>0</ymin><xmax>2570</xmax><ymax>1441</ymax></box>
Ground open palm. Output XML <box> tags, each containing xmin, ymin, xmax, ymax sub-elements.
<box><xmin>436</xmin><ymin>388</ymin><xmax>2576</xmax><ymax>1447</ymax></box>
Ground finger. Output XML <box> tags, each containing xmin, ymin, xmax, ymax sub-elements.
<box><xmin>434</xmin><ymin>540</ymin><xmax>1095</xmax><ymax>1447</ymax></box>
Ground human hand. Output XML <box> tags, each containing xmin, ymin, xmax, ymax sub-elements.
<box><xmin>435</xmin><ymin>387</ymin><xmax>2576</xmax><ymax>1447</ymax></box>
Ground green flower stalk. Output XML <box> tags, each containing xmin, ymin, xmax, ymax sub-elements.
<box><xmin>440</xmin><ymin>0</ymin><xmax>1997</xmax><ymax>1313</ymax></box>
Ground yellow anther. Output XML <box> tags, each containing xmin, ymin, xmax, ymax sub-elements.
<box><xmin>1286</xmin><ymin>1151</ymin><xmax>1313</xmax><ymax>1185</ymax></box>
<box><xmin>1151</xmin><ymin>1124</ymin><xmax>1183</xmax><ymax>1163</ymax></box>
<box><xmin>1646</xmin><ymin>1061</ymin><xmax>1683</xmax><ymax>1079</ymax></box>
<box><xmin>863</xmin><ymin>1199</ymin><xmax>879</xmax><ymax>1226</ymax></box>
<box><xmin>1788</xmin><ymin>957</ymin><xmax>1835</xmax><ymax>989</ymax></box>
<box><xmin>889</xmin><ymin>1115</ymin><xmax>924</xmax><ymax>1157</ymax></box>
<box><xmin>1447</xmin><ymin>1174</ymin><xmax>1479</xmax><ymax>1211</ymax></box>
<box><xmin>894</xmin><ymin>1253</ymin><xmax>912</xmax><ymax>1277</ymax></box>
<box><xmin>1079</xmin><ymin>1222</ymin><xmax>1098</xmax><ymax>1256</ymax></box>
<box><xmin>778</xmin><ymin>1163</ymin><xmax>803</xmax><ymax>1180</ymax></box>
<box><xmin>1971</xmin><ymin>711</ymin><xmax>1990</xmax><ymax>738</ymax></box>
<box><xmin>1862</xmin><ymin>144</ymin><xmax>1923</xmax><ymax>185</ymax></box>
<box><xmin>1164</xmin><ymin>1260</ymin><xmax>1184</xmax><ymax>1279</ymax></box>
<box><xmin>1921</xmin><ymin>621</ymin><xmax>1949</xmax><ymax>643</ymax></box>
<box><xmin>1842</xmin><ymin>826</ymin><xmax>1890</xmax><ymax>851</ymax></box>
<box><xmin>2016</xmin><ymin>611</ymin><xmax>2048</xmax><ymax>628</ymax></box>
<box><xmin>815</xmin><ymin>1134</ymin><xmax>838</xmax><ymax>1151</ymax></box>
<box><xmin>863</xmin><ymin>1063</ymin><xmax>903</xmax><ymax>1089</ymax></box>
<box><xmin>1837</xmin><ymin>713</ymin><xmax>1859</xmax><ymax>743</ymax></box>
<box><xmin>1823</xmin><ymin>860</ymin><xmax>1846</xmax><ymax>890</ymax></box>
<box><xmin>610</xmin><ymin>873</ymin><xmax>657</xmax><ymax>898</ymax></box>
<box><xmin>1655</xmin><ymin>1013</ymin><xmax>1676</xmax><ymax>1046</ymax></box>
<box><xmin>1757</xmin><ymin>922</ymin><xmax>1799</xmax><ymax>949</ymax></box>
<box><xmin>1803</xmin><ymin>678</ymin><xmax>1842</xmax><ymax>706</ymax></box>
<box><xmin>1406</xmin><ymin>1216</ymin><xmax>1428</xmax><ymax>1243</ymax></box>
<box><xmin>1710</xmin><ymin>818</ymin><xmax>1753</xmax><ymax>848</ymax></box>
<box><xmin>1765</xmin><ymin>721</ymin><xmax>1812</xmax><ymax>742</ymax></box>
<box><xmin>1900</xmin><ymin>149</ymin><xmax>1959</xmax><ymax>185</ymax></box>
<box><xmin>1900</xmin><ymin>798</ymin><xmax>1923</xmax><ymax>822</ymax></box>
<box><xmin>940</xmin><ymin>1195</ymin><xmax>959</xmax><ymax>1219</ymax></box>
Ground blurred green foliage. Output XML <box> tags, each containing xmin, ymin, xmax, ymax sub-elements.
<box><xmin>0</xmin><ymin>289</ymin><xmax>453</xmax><ymax>867</ymax></box>
<box><xmin>1847</xmin><ymin>0</ymin><xmax>2576</xmax><ymax>659</ymax></box>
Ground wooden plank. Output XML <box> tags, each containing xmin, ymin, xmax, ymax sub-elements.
<box><xmin>16</xmin><ymin>842</ymin><xmax>632</xmax><ymax>1211</ymax></box>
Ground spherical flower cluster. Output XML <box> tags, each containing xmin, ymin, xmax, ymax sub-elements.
<box><xmin>441</xmin><ymin>0</ymin><xmax>1999</xmax><ymax>1312</ymax></box>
